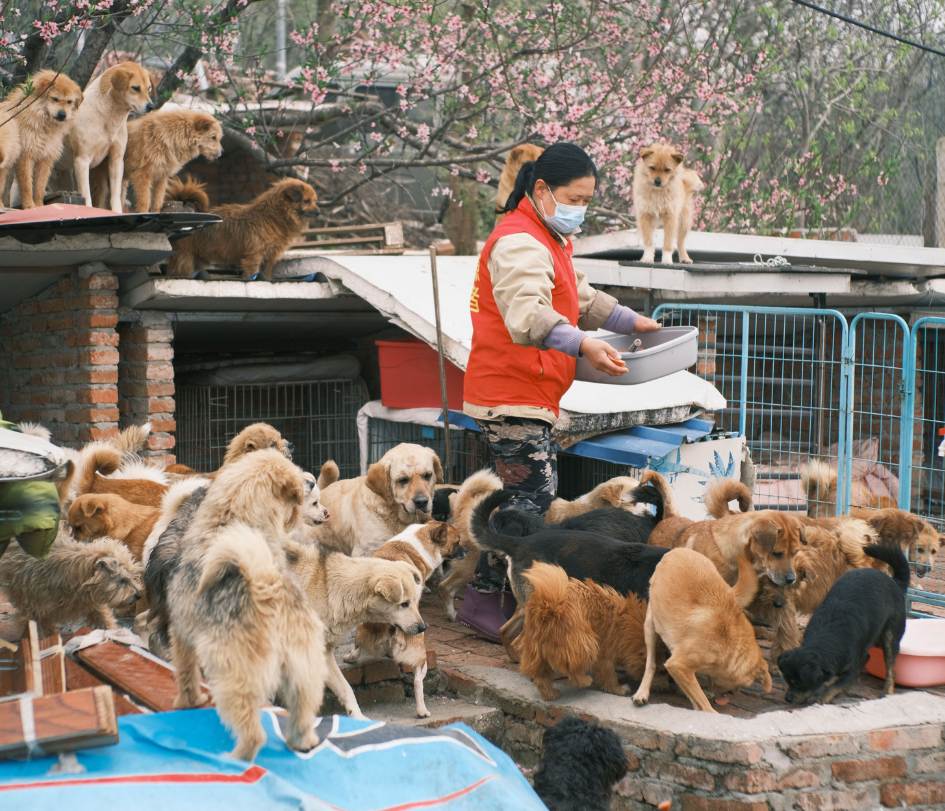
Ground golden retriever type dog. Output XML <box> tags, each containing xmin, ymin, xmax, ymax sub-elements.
<box><xmin>167</xmin><ymin>449</ymin><xmax>326</xmax><ymax>761</ymax></box>
<box><xmin>496</xmin><ymin>143</ymin><xmax>544</xmax><ymax>212</ymax></box>
<box><xmin>315</xmin><ymin>443</ymin><xmax>444</xmax><ymax>557</ymax></box>
<box><xmin>544</xmin><ymin>475</ymin><xmax>641</xmax><ymax>523</ymax></box>
<box><xmin>344</xmin><ymin>520</ymin><xmax>462</xmax><ymax>718</ymax></box>
<box><xmin>68</xmin><ymin>492</ymin><xmax>159</xmax><ymax>561</ymax></box>
<box><xmin>633</xmin><ymin>548</ymin><xmax>771</xmax><ymax>712</ymax></box>
<box><xmin>67</xmin><ymin>61</ymin><xmax>153</xmax><ymax>211</ymax></box>
<box><xmin>95</xmin><ymin>108</ymin><xmax>223</xmax><ymax>212</ymax></box>
<box><xmin>633</xmin><ymin>142</ymin><xmax>704</xmax><ymax>265</ymax></box>
<box><xmin>519</xmin><ymin>562</ymin><xmax>647</xmax><ymax>701</ymax></box>
<box><xmin>285</xmin><ymin>539</ymin><xmax>426</xmax><ymax>721</ymax></box>
<box><xmin>166</xmin><ymin>175</ymin><xmax>318</xmax><ymax>280</ymax></box>
<box><xmin>0</xmin><ymin>70</ymin><xmax>83</xmax><ymax>208</ymax></box>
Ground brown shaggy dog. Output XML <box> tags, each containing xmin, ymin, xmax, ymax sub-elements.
<box><xmin>166</xmin><ymin>175</ymin><xmax>318</xmax><ymax>280</ymax></box>
<box><xmin>633</xmin><ymin>549</ymin><xmax>770</xmax><ymax>712</ymax></box>
<box><xmin>0</xmin><ymin>69</ymin><xmax>83</xmax><ymax>207</ymax></box>
<box><xmin>496</xmin><ymin>143</ymin><xmax>544</xmax><ymax>212</ymax></box>
<box><xmin>167</xmin><ymin>449</ymin><xmax>324</xmax><ymax>761</ymax></box>
<box><xmin>544</xmin><ymin>476</ymin><xmax>640</xmax><ymax>524</ymax></box>
<box><xmin>92</xmin><ymin>108</ymin><xmax>223</xmax><ymax>212</ymax></box>
<box><xmin>519</xmin><ymin>562</ymin><xmax>647</xmax><ymax>701</ymax></box>
<box><xmin>800</xmin><ymin>459</ymin><xmax>898</xmax><ymax>517</ymax></box>
<box><xmin>68</xmin><ymin>443</ymin><xmax>167</xmax><ymax>507</ymax></box>
<box><xmin>68</xmin><ymin>493</ymin><xmax>159</xmax><ymax>560</ymax></box>
<box><xmin>0</xmin><ymin>537</ymin><xmax>142</xmax><ymax>633</ymax></box>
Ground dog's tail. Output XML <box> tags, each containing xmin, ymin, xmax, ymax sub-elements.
<box><xmin>71</xmin><ymin>443</ymin><xmax>123</xmax><ymax>497</ymax></box>
<box><xmin>864</xmin><ymin>543</ymin><xmax>911</xmax><ymax>592</ymax></box>
<box><xmin>732</xmin><ymin>552</ymin><xmax>760</xmax><ymax>609</ymax></box>
<box><xmin>470</xmin><ymin>489</ymin><xmax>519</xmax><ymax>553</ymax></box>
<box><xmin>800</xmin><ymin>460</ymin><xmax>838</xmax><ymax>518</ymax></box>
<box><xmin>522</xmin><ymin>561</ymin><xmax>598</xmax><ymax>663</ymax></box>
<box><xmin>112</xmin><ymin>422</ymin><xmax>151</xmax><ymax>456</ymax></box>
<box><xmin>141</xmin><ymin>477</ymin><xmax>209</xmax><ymax>569</ymax></box>
<box><xmin>16</xmin><ymin>421</ymin><xmax>52</xmax><ymax>442</ymax></box>
<box><xmin>166</xmin><ymin>174</ymin><xmax>210</xmax><ymax>213</ymax></box>
<box><xmin>456</xmin><ymin>468</ymin><xmax>504</xmax><ymax>503</ymax></box>
<box><xmin>630</xmin><ymin>471</ymin><xmax>676</xmax><ymax>521</ymax></box>
<box><xmin>705</xmin><ymin>479</ymin><xmax>753</xmax><ymax>518</ymax></box>
<box><xmin>318</xmin><ymin>460</ymin><xmax>340</xmax><ymax>490</ymax></box>
<box><xmin>196</xmin><ymin>522</ymin><xmax>282</xmax><ymax>609</ymax></box>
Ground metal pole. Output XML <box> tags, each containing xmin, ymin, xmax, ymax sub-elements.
<box><xmin>429</xmin><ymin>246</ymin><xmax>453</xmax><ymax>478</ymax></box>
<box><xmin>275</xmin><ymin>0</ymin><xmax>287</xmax><ymax>80</ymax></box>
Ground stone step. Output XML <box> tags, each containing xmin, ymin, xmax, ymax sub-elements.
<box><xmin>355</xmin><ymin>694</ymin><xmax>502</xmax><ymax>734</ymax></box>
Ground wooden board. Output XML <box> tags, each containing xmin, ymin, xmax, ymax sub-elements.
<box><xmin>0</xmin><ymin>686</ymin><xmax>117</xmax><ymax>759</ymax></box>
<box><xmin>0</xmin><ymin>623</ymin><xmax>64</xmax><ymax>697</ymax></box>
<box><xmin>75</xmin><ymin>642</ymin><xmax>190</xmax><ymax>712</ymax></box>
<box><xmin>64</xmin><ymin>659</ymin><xmax>142</xmax><ymax>717</ymax></box>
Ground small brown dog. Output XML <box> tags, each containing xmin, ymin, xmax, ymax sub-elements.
<box><xmin>633</xmin><ymin>142</ymin><xmax>703</xmax><ymax>265</ymax></box>
<box><xmin>345</xmin><ymin>520</ymin><xmax>462</xmax><ymax>718</ymax></box>
<box><xmin>851</xmin><ymin>507</ymin><xmax>943</xmax><ymax>578</ymax></box>
<box><xmin>633</xmin><ymin>548</ymin><xmax>771</xmax><ymax>712</ymax></box>
<box><xmin>68</xmin><ymin>493</ymin><xmax>159</xmax><ymax>560</ymax></box>
<box><xmin>496</xmin><ymin>143</ymin><xmax>544</xmax><ymax>212</ymax></box>
<box><xmin>68</xmin><ymin>443</ymin><xmax>167</xmax><ymax>507</ymax></box>
<box><xmin>544</xmin><ymin>475</ymin><xmax>641</xmax><ymax>523</ymax></box>
<box><xmin>0</xmin><ymin>69</ymin><xmax>83</xmax><ymax>208</ymax></box>
<box><xmin>96</xmin><ymin>108</ymin><xmax>223</xmax><ymax>212</ymax></box>
<box><xmin>0</xmin><ymin>536</ymin><xmax>142</xmax><ymax>633</ymax></box>
<box><xmin>519</xmin><ymin>562</ymin><xmax>647</xmax><ymax>701</ymax></box>
<box><xmin>166</xmin><ymin>175</ymin><xmax>318</xmax><ymax>280</ymax></box>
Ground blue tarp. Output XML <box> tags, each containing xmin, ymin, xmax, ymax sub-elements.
<box><xmin>0</xmin><ymin>709</ymin><xmax>547</xmax><ymax>811</ymax></box>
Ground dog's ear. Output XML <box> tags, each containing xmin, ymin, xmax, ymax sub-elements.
<box><xmin>798</xmin><ymin>526</ymin><xmax>808</xmax><ymax>545</ymax></box>
<box><xmin>671</xmin><ymin>148</ymin><xmax>685</xmax><ymax>165</ymax></box>
<box><xmin>282</xmin><ymin>183</ymin><xmax>305</xmax><ymax>203</ymax></box>
<box><xmin>640</xmin><ymin>146</ymin><xmax>654</xmax><ymax>160</ymax></box>
<box><xmin>31</xmin><ymin>72</ymin><xmax>53</xmax><ymax>95</ymax></box>
<box><xmin>597</xmin><ymin>482</ymin><xmax>622</xmax><ymax>507</ymax></box>
<box><xmin>81</xmin><ymin>498</ymin><xmax>104</xmax><ymax>518</ymax></box>
<box><xmin>430</xmin><ymin>451</ymin><xmax>444</xmax><ymax>484</ymax></box>
<box><xmin>428</xmin><ymin>522</ymin><xmax>454</xmax><ymax>548</ymax></box>
<box><xmin>195</xmin><ymin>116</ymin><xmax>215</xmax><ymax>132</ymax></box>
<box><xmin>365</xmin><ymin>461</ymin><xmax>391</xmax><ymax>499</ymax></box>
<box><xmin>374</xmin><ymin>574</ymin><xmax>404</xmax><ymax>603</ymax></box>
<box><xmin>110</xmin><ymin>66</ymin><xmax>132</xmax><ymax>93</ymax></box>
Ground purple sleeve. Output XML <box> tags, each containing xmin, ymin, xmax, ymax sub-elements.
<box><xmin>602</xmin><ymin>304</ymin><xmax>640</xmax><ymax>335</ymax></box>
<box><xmin>542</xmin><ymin>323</ymin><xmax>586</xmax><ymax>357</ymax></box>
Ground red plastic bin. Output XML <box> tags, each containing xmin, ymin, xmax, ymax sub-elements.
<box><xmin>376</xmin><ymin>339</ymin><xmax>465</xmax><ymax>410</ymax></box>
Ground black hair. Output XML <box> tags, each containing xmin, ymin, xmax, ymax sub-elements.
<box><xmin>503</xmin><ymin>141</ymin><xmax>598</xmax><ymax>213</ymax></box>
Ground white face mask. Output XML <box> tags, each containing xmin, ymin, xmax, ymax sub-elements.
<box><xmin>537</xmin><ymin>188</ymin><xmax>587</xmax><ymax>234</ymax></box>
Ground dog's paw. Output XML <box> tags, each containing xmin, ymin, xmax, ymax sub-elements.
<box><xmin>631</xmin><ymin>690</ymin><xmax>649</xmax><ymax>706</ymax></box>
<box><xmin>678</xmin><ymin>253</ymin><xmax>693</xmax><ymax>264</ymax></box>
<box><xmin>288</xmin><ymin>728</ymin><xmax>319</xmax><ymax>752</ymax></box>
<box><xmin>640</xmin><ymin>250</ymin><xmax>655</xmax><ymax>264</ymax></box>
<box><xmin>416</xmin><ymin>707</ymin><xmax>431</xmax><ymax>719</ymax></box>
<box><xmin>348</xmin><ymin>708</ymin><xmax>368</xmax><ymax>721</ymax></box>
<box><xmin>661</xmin><ymin>252</ymin><xmax>675</xmax><ymax>265</ymax></box>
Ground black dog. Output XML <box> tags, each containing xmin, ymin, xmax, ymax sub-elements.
<box><xmin>491</xmin><ymin>505</ymin><xmax>656</xmax><ymax>545</ymax></box>
<box><xmin>778</xmin><ymin>544</ymin><xmax>909</xmax><ymax>704</ymax></box>
<box><xmin>472</xmin><ymin>490</ymin><xmax>668</xmax><ymax>601</ymax></box>
<box><xmin>532</xmin><ymin>716</ymin><xmax>628</xmax><ymax>811</ymax></box>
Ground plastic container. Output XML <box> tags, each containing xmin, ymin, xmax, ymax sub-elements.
<box><xmin>574</xmin><ymin>326</ymin><xmax>698</xmax><ymax>385</ymax></box>
<box><xmin>376</xmin><ymin>339</ymin><xmax>465</xmax><ymax>410</ymax></box>
<box><xmin>864</xmin><ymin>617</ymin><xmax>945</xmax><ymax>687</ymax></box>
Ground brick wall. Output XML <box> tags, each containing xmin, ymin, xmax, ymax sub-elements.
<box><xmin>117</xmin><ymin>311</ymin><xmax>176</xmax><ymax>465</ymax></box>
<box><xmin>0</xmin><ymin>264</ymin><xmax>120</xmax><ymax>446</ymax></box>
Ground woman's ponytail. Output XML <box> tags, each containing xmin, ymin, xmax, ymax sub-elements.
<box><xmin>503</xmin><ymin>161</ymin><xmax>536</xmax><ymax>213</ymax></box>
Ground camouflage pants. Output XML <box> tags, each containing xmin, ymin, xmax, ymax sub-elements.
<box><xmin>473</xmin><ymin>417</ymin><xmax>557</xmax><ymax>591</ymax></box>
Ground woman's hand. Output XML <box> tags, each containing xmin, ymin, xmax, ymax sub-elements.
<box><xmin>634</xmin><ymin>316</ymin><xmax>661</xmax><ymax>332</ymax></box>
<box><xmin>580</xmin><ymin>337</ymin><xmax>627</xmax><ymax>376</ymax></box>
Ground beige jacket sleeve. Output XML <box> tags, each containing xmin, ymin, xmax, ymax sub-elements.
<box><xmin>488</xmin><ymin>232</ymin><xmax>618</xmax><ymax>346</ymax></box>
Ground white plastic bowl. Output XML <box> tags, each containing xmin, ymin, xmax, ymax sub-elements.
<box><xmin>865</xmin><ymin>617</ymin><xmax>945</xmax><ymax>687</ymax></box>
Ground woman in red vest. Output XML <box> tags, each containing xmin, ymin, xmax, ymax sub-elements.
<box><xmin>464</xmin><ymin>142</ymin><xmax>660</xmax><ymax>515</ymax></box>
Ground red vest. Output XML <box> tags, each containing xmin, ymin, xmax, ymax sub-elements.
<box><xmin>464</xmin><ymin>196</ymin><xmax>579</xmax><ymax>417</ymax></box>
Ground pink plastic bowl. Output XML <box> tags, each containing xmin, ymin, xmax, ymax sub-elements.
<box><xmin>866</xmin><ymin>618</ymin><xmax>945</xmax><ymax>688</ymax></box>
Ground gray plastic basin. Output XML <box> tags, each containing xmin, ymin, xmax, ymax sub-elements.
<box><xmin>574</xmin><ymin>326</ymin><xmax>698</xmax><ymax>385</ymax></box>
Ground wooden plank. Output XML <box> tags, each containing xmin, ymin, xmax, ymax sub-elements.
<box><xmin>64</xmin><ymin>659</ymin><xmax>142</xmax><ymax>717</ymax></box>
<box><xmin>75</xmin><ymin>641</ymin><xmax>188</xmax><ymax>712</ymax></box>
<box><xmin>300</xmin><ymin>235</ymin><xmax>386</xmax><ymax>247</ymax></box>
<box><xmin>305</xmin><ymin>221</ymin><xmax>402</xmax><ymax>236</ymax></box>
<box><xmin>0</xmin><ymin>686</ymin><xmax>118</xmax><ymax>759</ymax></box>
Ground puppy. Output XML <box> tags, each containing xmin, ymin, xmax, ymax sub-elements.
<box><xmin>286</xmin><ymin>540</ymin><xmax>426</xmax><ymax>721</ymax></box>
<box><xmin>67</xmin><ymin>61</ymin><xmax>153</xmax><ymax>211</ymax></box>
<box><xmin>496</xmin><ymin>143</ymin><xmax>543</xmax><ymax>213</ymax></box>
<box><xmin>0</xmin><ymin>536</ymin><xmax>141</xmax><ymax>633</ymax></box>
<box><xmin>519</xmin><ymin>562</ymin><xmax>647</xmax><ymax>701</ymax></box>
<box><xmin>68</xmin><ymin>492</ymin><xmax>159</xmax><ymax>560</ymax></box>
<box><xmin>544</xmin><ymin>475</ymin><xmax>640</xmax><ymax>523</ymax></box>
<box><xmin>0</xmin><ymin>70</ymin><xmax>83</xmax><ymax>207</ymax></box>
<box><xmin>223</xmin><ymin>421</ymin><xmax>293</xmax><ymax>465</ymax></box>
<box><xmin>633</xmin><ymin>142</ymin><xmax>703</xmax><ymax>264</ymax></box>
<box><xmin>168</xmin><ymin>449</ymin><xmax>325</xmax><ymax>761</ymax></box>
<box><xmin>95</xmin><ymin>108</ymin><xmax>223</xmax><ymax>212</ymax></box>
<box><xmin>345</xmin><ymin>521</ymin><xmax>462</xmax><ymax>718</ymax></box>
<box><xmin>850</xmin><ymin>507</ymin><xmax>942</xmax><ymax>578</ymax></box>
<box><xmin>779</xmin><ymin>544</ymin><xmax>909</xmax><ymax>704</ymax></box>
<box><xmin>436</xmin><ymin>468</ymin><xmax>504</xmax><ymax>620</ymax></box>
<box><xmin>315</xmin><ymin>443</ymin><xmax>444</xmax><ymax>557</ymax></box>
<box><xmin>633</xmin><ymin>549</ymin><xmax>771</xmax><ymax>712</ymax></box>
<box><xmin>166</xmin><ymin>175</ymin><xmax>318</xmax><ymax>280</ymax></box>
<box><xmin>532</xmin><ymin>717</ymin><xmax>631</xmax><ymax>811</ymax></box>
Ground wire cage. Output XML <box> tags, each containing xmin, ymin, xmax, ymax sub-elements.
<box><xmin>366</xmin><ymin>417</ymin><xmax>490</xmax><ymax>483</ymax></box>
<box><xmin>176</xmin><ymin>379</ymin><xmax>368</xmax><ymax>477</ymax></box>
<box><xmin>557</xmin><ymin>454</ymin><xmax>644</xmax><ymax>500</ymax></box>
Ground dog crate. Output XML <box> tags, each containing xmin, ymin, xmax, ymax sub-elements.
<box><xmin>177</xmin><ymin>378</ymin><xmax>368</xmax><ymax>477</ymax></box>
<box><xmin>557</xmin><ymin>455</ymin><xmax>644</xmax><ymax>500</ymax></box>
